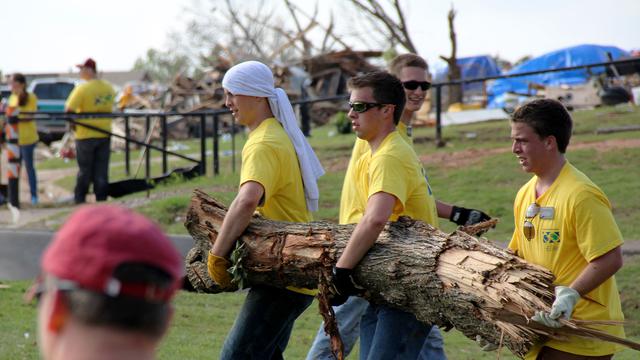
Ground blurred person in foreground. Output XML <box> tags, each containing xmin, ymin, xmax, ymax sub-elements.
<box><xmin>5</xmin><ymin>73</ymin><xmax>40</xmax><ymax>204</ymax></box>
<box><xmin>65</xmin><ymin>58</ymin><xmax>115</xmax><ymax>204</ymax></box>
<box><xmin>27</xmin><ymin>204</ymin><xmax>184</xmax><ymax>360</ymax></box>
<box><xmin>509</xmin><ymin>99</ymin><xmax>624</xmax><ymax>359</ymax></box>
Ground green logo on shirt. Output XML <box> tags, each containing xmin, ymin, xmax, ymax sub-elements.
<box><xmin>542</xmin><ymin>231</ymin><xmax>560</xmax><ymax>244</ymax></box>
<box><xmin>94</xmin><ymin>94</ymin><xmax>113</xmax><ymax>106</ymax></box>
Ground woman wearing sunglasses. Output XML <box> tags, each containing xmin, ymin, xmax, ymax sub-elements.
<box><xmin>509</xmin><ymin>99</ymin><xmax>624</xmax><ymax>360</ymax></box>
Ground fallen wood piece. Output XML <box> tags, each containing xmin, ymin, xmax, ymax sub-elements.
<box><xmin>184</xmin><ymin>190</ymin><xmax>639</xmax><ymax>358</ymax></box>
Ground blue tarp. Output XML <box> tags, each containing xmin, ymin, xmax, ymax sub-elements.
<box><xmin>434</xmin><ymin>55</ymin><xmax>502</xmax><ymax>93</ymax></box>
<box><xmin>487</xmin><ymin>44</ymin><xmax>629</xmax><ymax>108</ymax></box>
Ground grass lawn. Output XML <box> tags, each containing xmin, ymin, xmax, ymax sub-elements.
<box><xmin>9</xmin><ymin>104</ymin><xmax>639</xmax><ymax>358</ymax></box>
<box><xmin>2</xmin><ymin>255</ymin><xmax>639</xmax><ymax>359</ymax></box>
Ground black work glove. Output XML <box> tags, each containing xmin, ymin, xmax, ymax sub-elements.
<box><xmin>450</xmin><ymin>206</ymin><xmax>491</xmax><ymax>226</ymax></box>
<box><xmin>329</xmin><ymin>267</ymin><xmax>365</xmax><ymax>307</ymax></box>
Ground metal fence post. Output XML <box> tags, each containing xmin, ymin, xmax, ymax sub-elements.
<box><xmin>125</xmin><ymin>116</ymin><xmax>130</xmax><ymax>176</ymax></box>
<box><xmin>299</xmin><ymin>102</ymin><xmax>311</xmax><ymax>137</ymax></box>
<box><xmin>435</xmin><ymin>85</ymin><xmax>445</xmax><ymax>148</ymax></box>
<box><xmin>200</xmin><ymin>114</ymin><xmax>206</xmax><ymax>176</ymax></box>
<box><xmin>161</xmin><ymin>115</ymin><xmax>168</xmax><ymax>174</ymax></box>
<box><xmin>145</xmin><ymin>115</ymin><xmax>151</xmax><ymax>182</ymax></box>
<box><xmin>213</xmin><ymin>114</ymin><xmax>219</xmax><ymax>176</ymax></box>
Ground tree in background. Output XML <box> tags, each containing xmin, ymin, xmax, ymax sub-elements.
<box><xmin>439</xmin><ymin>5</ymin><xmax>462</xmax><ymax>107</ymax></box>
<box><xmin>133</xmin><ymin>48</ymin><xmax>191</xmax><ymax>83</ymax></box>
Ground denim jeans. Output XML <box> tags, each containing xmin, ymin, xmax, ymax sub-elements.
<box><xmin>220</xmin><ymin>285</ymin><xmax>314</xmax><ymax>360</ymax></box>
<box><xmin>75</xmin><ymin>138</ymin><xmax>110</xmax><ymax>203</ymax></box>
<box><xmin>306</xmin><ymin>296</ymin><xmax>369</xmax><ymax>360</ymax></box>
<box><xmin>306</xmin><ymin>297</ymin><xmax>446</xmax><ymax>360</ymax></box>
<box><xmin>20</xmin><ymin>143</ymin><xmax>38</xmax><ymax>199</ymax></box>
<box><xmin>359</xmin><ymin>303</ymin><xmax>433</xmax><ymax>360</ymax></box>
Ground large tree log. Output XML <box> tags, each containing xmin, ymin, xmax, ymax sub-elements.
<box><xmin>185</xmin><ymin>189</ymin><xmax>638</xmax><ymax>358</ymax></box>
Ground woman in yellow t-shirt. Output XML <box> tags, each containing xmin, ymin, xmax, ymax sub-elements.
<box><xmin>7</xmin><ymin>73</ymin><xmax>39</xmax><ymax>204</ymax></box>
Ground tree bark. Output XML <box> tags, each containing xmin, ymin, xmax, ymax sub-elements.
<box><xmin>184</xmin><ymin>190</ymin><xmax>639</xmax><ymax>358</ymax></box>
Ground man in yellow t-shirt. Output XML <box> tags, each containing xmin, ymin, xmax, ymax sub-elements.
<box><xmin>6</xmin><ymin>73</ymin><xmax>40</xmax><ymax>204</ymax></box>
<box><xmin>207</xmin><ymin>61</ymin><xmax>323</xmax><ymax>359</ymax></box>
<box><xmin>509</xmin><ymin>99</ymin><xmax>624</xmax><ymax>359</ymax></box>
<box><xmin>329</xmin><ymin>70</ymin><xmax>438</xmax><ymax>359</ymax></box>
<box><xmin>309</xmin><ymin>54</ymin><xmax>486</xmax><ymax>360</ymax></box>
<box><xmin>65</xmin><ymin>58</ymin><xmax>115</xmax><ymax>204</ymax></box>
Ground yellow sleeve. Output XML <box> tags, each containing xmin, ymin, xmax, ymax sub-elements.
<box><xmin>7</xmin><ymin>94</ymin><xmax>18</xmax><ymax>108</ymax></box>
<box><xmin>28</xmin><ymin>93</ymin><xmax>38</xmax><ymax>111</ymax></box>
<box><xmin>240</xmin><ymin>143</ymin><xmax>279</xmax><ymax>205</ymax></box>
<box><xmin>574</xmin><ymin>194</ymin><xmax>624</xmax><ymax>262</ymax></box>
<box><xmin>65</xmin><ymin>86</ymin><xmax>82</xmax><ymax>111</ymax></box>
<box><xmin>368</xmin><ymin>154</ymin><xmax>406</xmax><ymax>213</ymax></box>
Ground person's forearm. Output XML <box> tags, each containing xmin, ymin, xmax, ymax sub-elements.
<box><xmin>336</xmin><ymin>214</ymin><xmax>387</xmax><ymax>269</ymax></box>
<box><xmin>436</xmin><ymin>200</ymin><xmax>453</xmax><ymax>219</ymax></box>
<box><xmin>570</xmin><ymin>246</ymin><xmax>623</xmax><ymax>295</ymax></box>
<box><xmin>210</xmin><ymin>196</ymin><xmax>258</xmax><ymax>258</ymax></box>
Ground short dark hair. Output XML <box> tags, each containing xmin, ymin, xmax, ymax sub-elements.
<box><xmin>388</xmin><ymin>53</ymin><xmax>428</xmax><ymax>77</ymax></box>
<box><xmin>511</xmin><ymin>99</ymin><xmax>573</xmax><ymax>153</ymax></box>
<box><xmin>348</xmin><ymin>71</ymin><xmax>406</xmax><ymax>125</ymax></box>
<box><xmin>61</xmin><ymin>263</ymin><xmax>175</xmax><ymax>337</ymax></box>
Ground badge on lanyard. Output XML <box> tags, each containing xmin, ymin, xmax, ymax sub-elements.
<box><xmin>540</xmin><ymin>207</ymin><xmax>555</xmax><ymax>220</ymax></box>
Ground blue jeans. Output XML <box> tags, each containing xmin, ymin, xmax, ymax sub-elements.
<box><xmin>360</xmin><ymin>303</ymin><xmax>434</xmax><ymax>360</ymax></box>
<box><xmin>306</xmin><ymin>296</ymin><xmax>369</xmax><ymax>360</ymax></box>
<box><xmin>75</xmin><ymin>138</ymin><xmax>110</xmax><ymax>203</ymax></box>
<box><xmin>20</xmin><ymin>143</ymin><xmax>38</xmax><ymax>199</ymax></box>
<box><xmin>220</xmin><ymin>285</ymin><xmax>314</xmax><ymax>360</ymax></box>
<box><xmin>306</xmin><ymin>297</ymin><xmax>446</xmax><ymax>360</ymax></box>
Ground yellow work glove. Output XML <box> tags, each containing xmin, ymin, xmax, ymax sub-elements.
<box><xmin>207</xmin><ymin>252</ymin><xmax>232</xmax><ymax>289</ymax></box>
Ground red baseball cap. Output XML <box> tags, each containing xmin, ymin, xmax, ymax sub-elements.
<box><xmin>41</xmin><ymin>205</ymin><xmax>184</xmax><ymax>302</ymax></box>
<box><xmin>76</xmin><ymin>58</ymin><xmax>97</xmax><ymax>71</ymax></box>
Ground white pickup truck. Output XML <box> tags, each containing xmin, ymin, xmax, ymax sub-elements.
<box><xmin>28</xmin><ymin>78</ymin><xmax>81</xmax><ymax>144</ymax></box>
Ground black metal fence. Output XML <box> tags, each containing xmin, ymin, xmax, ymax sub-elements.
<box><xmin>24</xmin><ymin>94</ymin><xmax>349</xmax><ymax>182</ymax></box>
<box><xmin>431</xmin><ymin>57</ymin><xmax>640</xmax><ymax>146</ymax></box>
<box><xmin>6</xmin><ymin>58</ymin><xmax>637</xmax><ymax>205</ymax></box>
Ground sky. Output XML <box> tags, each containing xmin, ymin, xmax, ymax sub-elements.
<box><xmin>2</xmin><ymin>0</ymin><xmax>638</xmax><ymax>75</ymax></box>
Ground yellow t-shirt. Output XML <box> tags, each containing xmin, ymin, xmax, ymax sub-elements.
<box><xmin>65</xmin><ymin>79</ymin><xmax>115</xmax><ymax>139</ymax></box>
<box><xmin>351</xmin><ymin>130</ymin><xmax>438</xmax><ymax>226</ymax></box>
<box><xmin>509</xmin><ymin>161</ymin><xmax>625</xmax><ymax>358</ymax></box>
<box><xmin>240</xmin><ymin>117</ymin><xmax>311</xmax><ymax>223</ymax></box>
<box><xmin>8</xmin><ymin>93</ymin><xmax>39</xmax><ymax>145</ymax></box>
<box><xmin>339</xmin><ymin>122</ymin><xmax>422</xmax><ymax>224</ymax></box>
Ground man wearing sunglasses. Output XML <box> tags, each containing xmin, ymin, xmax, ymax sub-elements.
<box><xmin>509</xmin><ymin>99</ymin><xmax>624</xmax><ymax>359</ymax></box>
<box><xmin>321</xmin><ymin>70</ymin><xmax>441</xmax><ymax>359</ymax></box>
<box><xmin>308</xmin><ymin>54</ymin><xmax>492</xmax><ymax>360</ymax></box>
<box><xmin>30</xmin><ymin>205</ymin><xmax>184</xmax><ymax>360</ymax></box>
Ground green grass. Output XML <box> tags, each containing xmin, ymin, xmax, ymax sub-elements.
<box><xmin>3</xmin><ymin>256</ymin><xmax>639</xmax><ymax>359</ymax></box>
<box><xmin>8</xmin><ymin>105</ymin><xmax>638</xmax><ymax>357</ymax></box>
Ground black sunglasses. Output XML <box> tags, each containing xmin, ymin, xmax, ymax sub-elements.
<box><xmin>402</xmin><ymin>81</ymin><xmax>431</xmax><ymax>91</ymax></box>
<box><xmin>348</xmin><ymin>101</ymin><xmax>386</xmax><ymax>113</ymax></box>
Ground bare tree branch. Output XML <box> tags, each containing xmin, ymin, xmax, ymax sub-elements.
<box><xmin>283</xmin><ymin>0</ymin><xmax>314</xmax><ymax>57</ymax></box>
<box><xmin>224</xmin><ymin>0</ymin><xmax>268</xmax><ymax>59</ymax></box>
<box><xmin>285</xmin><ymin>1</ymin><xmax>353</xmax><ymax>51</ymax></box>
<box><xmin>348</xmin><ymin>0</ymin><xmax>417</xmax><ymax>53</ymax></box>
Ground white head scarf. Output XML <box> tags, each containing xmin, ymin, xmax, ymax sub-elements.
<box><xmin>222</xmin><ymin>61</ymin><xmax>325</xmax><ymax>212</ymax></box>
